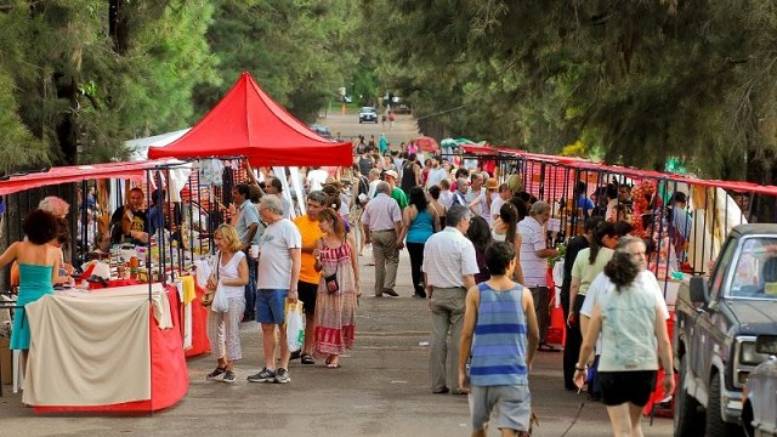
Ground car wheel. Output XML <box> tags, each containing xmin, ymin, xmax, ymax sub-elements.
<box><xmin>705</xmin><ymin>374</ymin><xmax>744</xmax><ymax>437</ymax></box>
<box><xmin>674</xmin><ymin>355</ymin><xmax>704</xmax><ymax>437</ymax></box>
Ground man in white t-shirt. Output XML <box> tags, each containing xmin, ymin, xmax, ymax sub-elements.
<box><xmin>306</xmin><ymin>166</ymin><xmax>329</xmax><ymax>193</ymax></box>
<box><xmin>466</xmin><ymin>173</ymin><xmax>490</xmax><ymax>224</ymax></box>
<box><xmin>367</xmin><ymin>168</ymin><xmax>381</xmax><ymax>199</ymax></box>
<box><xmin>247</xmin><ymin>195</ymin><xmax>302</xmax><ymax>386</ymax></box>
<box><xmin>425</xmin><ymin>158</ymin><xmax>448</xmax><ymax>189</ymax></box>
<box><xmin>518</xmin><ymin>201</ymin><xmax>558</xmax><ymax>348</ymax></box>
<box><xmin>490</xmin><ymin>183</ymin><xmax>512</xmax><ymax>222</ymax></box>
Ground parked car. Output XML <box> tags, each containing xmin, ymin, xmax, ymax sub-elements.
<box><xmin>308</xmin><ymin>124</ymin><xmax>332</xmax><ymax>139</ymax></box>
<box><xmin>358</xmin><ymin>107</ymin><xmax>378</xmax><ymax>124</ymax></box>
<box><xmin>742</xmin><ymin>336</ymin><xmax>777</xmax><ymax>437</ymax></box>
<box><xmin>392</xmin><ymin>103</ymin><xmax>411</xmax><ymax>114</ymax></box>
<box><xmin>674</xmin><ymin>224</ymin><xmax>777</xmax><ymax>437</ymax></box>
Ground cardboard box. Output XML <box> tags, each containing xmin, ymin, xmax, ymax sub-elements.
<box><xmin>0</xmin><ymin>336</ymin><xmax>11</xmax><ymax>385</ymax></box>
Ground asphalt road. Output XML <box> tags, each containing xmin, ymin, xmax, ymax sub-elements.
<box><xmin>0</xmin><ymin>114</ymin><xmax>673</xmax><ymax>436</ymax></box>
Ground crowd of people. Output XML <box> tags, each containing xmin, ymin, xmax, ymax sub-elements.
<box><xmin>1</xmin><ymin>133</ymin><xmax>681</xmax><ymax>436</ymax></box>
<box><xmin>346</xmin><ymin>137</ymin><xmax>676</xmax><ymax>437</ymax></box>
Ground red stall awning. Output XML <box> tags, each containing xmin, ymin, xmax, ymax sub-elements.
<box><xmin>0</xmin><ymin>160</ymin><xmax>174</xmax><ymax>197</ymax></box>
<box><xmin>148</xmin><ymin>72</ymin><xmax>352</xmax><ymax>167</ymax></box>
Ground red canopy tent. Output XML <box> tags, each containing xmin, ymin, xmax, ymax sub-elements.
<box><xmin>148</xmin><ymin>72</ymin><xmax>352</xmax><ymax>167</ymax></box>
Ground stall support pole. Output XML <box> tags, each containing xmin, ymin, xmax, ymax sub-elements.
<box><xmin>188</xmin><ymin>174</ymin><xmax>195</xmax><ymax>268</ymax></box>
<box><xmin>145</xmin><ymin>169</ymin><xmax>154</xmax><ymax>415</ymax></box>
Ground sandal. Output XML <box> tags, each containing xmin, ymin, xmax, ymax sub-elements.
<box><xmin>301</xmin><ymin>353</ymin><xmax>315</xmax><ymax>365</ymax></box>
<box><xmin>325</xmin><ymin>355</ymin><xmax>340</xmax><ymax>368</ymax></box>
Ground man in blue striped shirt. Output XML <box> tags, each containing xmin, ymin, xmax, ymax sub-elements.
<box><xmin>459</xmin><ymin>242</ymin><xmax>540</xmax><ymax>436</ymax></box>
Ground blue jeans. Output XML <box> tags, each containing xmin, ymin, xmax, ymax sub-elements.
<box><xmin>244</xmin><ymin>257</ymin><xmax>257</xmax><ymax>318</ymax></box>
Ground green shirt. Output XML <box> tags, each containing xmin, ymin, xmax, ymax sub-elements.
<box><xmin>391</xmin><ymin>186</ymin><xmax>409</xmax><ymax>209</ymax></box>
<box><xmin>571</xmin><ymin>247</ymin><xmax>614</xmax><ymax>295</ymax></box>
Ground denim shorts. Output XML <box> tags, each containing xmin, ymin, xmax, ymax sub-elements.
<box><xmin>256</xmin><ymin>289</ymin><xmax>288</xmax><ymax>325</ymax></box>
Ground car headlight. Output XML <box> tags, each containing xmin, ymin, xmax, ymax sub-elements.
<box><xmin>740</xmin><ymin>341</ymin><xmax>767</xmax><ymax>365</ymax></box>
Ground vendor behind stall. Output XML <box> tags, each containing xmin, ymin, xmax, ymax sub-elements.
<box><xmin>110</xmin><ymin>187</ymin><xmax>149</xmax><ymax>245</ymax></box>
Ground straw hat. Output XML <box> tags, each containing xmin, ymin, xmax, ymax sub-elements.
<box><xmin>486</xmin><ymin>177</ymin><xmax>499</xmax><ymax>190</ymax></box>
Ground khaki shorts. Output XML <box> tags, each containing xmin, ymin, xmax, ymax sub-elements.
<box><xmin>469</xmin><ymin>384</ymin><xmax>531</xmax><ymax>432</ymax></box>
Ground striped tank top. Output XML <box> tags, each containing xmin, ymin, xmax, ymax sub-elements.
<box><xmin>469</xmin><ymin>282</ymin><xmax>528</xmax><ymax>386</ymax></box>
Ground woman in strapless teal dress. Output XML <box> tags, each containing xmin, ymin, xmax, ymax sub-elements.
<box><xmin>0</xmin><ymin>210</ymin><xmax>64</xmax><ymax>351</ymax></box>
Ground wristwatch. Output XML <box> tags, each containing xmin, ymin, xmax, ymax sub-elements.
<box><xmin>575</xmin><ymin>363</ymin><xmax>587</xmax><ymax>371</ymax></box>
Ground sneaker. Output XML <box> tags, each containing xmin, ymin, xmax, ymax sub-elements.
<box><xmin>222</xmin><ymin>370</ymin><xmax>236</xmax><ymax>384</ymax></box>
<box><xmin>247</xmin><ymin>368</ymin><xmax>276</xmax><ymax>383</ymax></box>
<box><xmin>206</xmin><ymin>367</ymin><xmax>226</xmax><ymax>381</ymax></box>
<box><xmin>274</xmin><ymin>368</ymin><xmax>291</xmax><ymax>384</ymax></box>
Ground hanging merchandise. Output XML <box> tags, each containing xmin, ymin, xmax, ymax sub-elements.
<box><xmin>199</xmin><ymin>159</ymin><xmax>225</xmax><ymax>187</ymax></box>
<box><xmin>167</xmin><ymin>165</ymin><xmax>193</xmax><ymax>202</ymax></box>
<box><xmin>222</xmin><ymin>166</ymin><xmax>235</xmax><ymax>206</ymax></box>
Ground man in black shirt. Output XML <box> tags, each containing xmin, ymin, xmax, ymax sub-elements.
<box><xmin>561</xmin><ymin>216</ymin><xmax>600</xmax><ymax>391</ymax></box>
<box><xmin>110</xmin><ymin>187</ymin><xmax>149</xmax><ymax>245</ymax></box>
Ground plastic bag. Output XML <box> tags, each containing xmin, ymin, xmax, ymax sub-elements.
<box><xmin>285</xmin><ymin>299</ymin><xmax>305</xmax><ymax>352</ymax></box>
<box><xmin>212</xmin><ymin>283</ymin><xmax>229</xmax><ymax>313</ymax></box>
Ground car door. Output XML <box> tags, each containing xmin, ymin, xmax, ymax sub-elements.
<box><xmin>691</xmin><ymin>238</ymin><xmax>737</xmax><ymax>400</ymax></box>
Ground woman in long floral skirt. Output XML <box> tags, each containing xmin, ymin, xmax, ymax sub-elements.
<box><xmin>313</xmin><ymin>208</ymin><xmax>360</xmax><ymax>368</ymax></box>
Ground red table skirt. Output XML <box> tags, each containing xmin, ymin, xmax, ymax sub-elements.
<box><xmin>33</xmin><ymin>285</ymin><xmax>189</xmax><ymax>414</ymax></box>
<box><xmin>643</xmin><ymin>313</ymin><xmax>676</xmax><ymax>417</ymax></box>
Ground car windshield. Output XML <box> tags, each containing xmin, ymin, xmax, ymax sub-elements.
<box><xmin>729</xmin><ymin>237</ymin><xmax>777</xmax><ymax>299</ymax></box>
<box><xmin>361</xmin><ymin>107</ymin><xmax>376</xmax><ymax>113</ymax></box>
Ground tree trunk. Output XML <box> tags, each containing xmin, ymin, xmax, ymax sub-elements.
<box><xmin>109</xmin><ymin>0</ymin><xmax>130</xmax><ymax>55</ymax></box>
<box><xmin>745</xmin><ymin>149</ymin><xmax>777</xmax><ymax>223</ymax></box>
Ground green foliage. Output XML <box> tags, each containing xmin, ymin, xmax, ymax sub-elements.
<box><xmin>364</xmin><ymin>0</ymin><xmax>777</xmax><ymax>181</ymax></box>
<box><xmin>0</xmin><ymin>68</ymin><xmax>49</xmax><ymax>174</ymax></box>
<box><xmin>0</xmin><ymin>0</ymin><xmax>218</xmax><ymax>169</ymax></box>
<box><xmin>194</xmin><ymin>0</ymin><xmax>357</xmax><ymax>123</ymax></box>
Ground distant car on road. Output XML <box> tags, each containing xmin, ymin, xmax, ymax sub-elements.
<box><xmin>309</xmin><ymin>124</ymin><xmax>332</xmax><ymax>139</ymax></box>
<box><xmin>392</xmin><ymin>103</ymin><xmax>412</xmax><ymax>114</ymax></box>
<box><xmin>742</xmin><ymin>338</ymin><xmax>777</xmax><ymax>437</ymax></box>
<box><xmin>358</xmin><ymin>107</ymin><xmax>378</xmax><ymax>124</ymax></box>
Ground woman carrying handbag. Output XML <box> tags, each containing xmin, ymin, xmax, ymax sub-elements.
<box><xmin>313</xmin><ymin>208</ymin><xmax>360</xmax><ymax>368</ymax></box>
<box><xmin>205</xmin><ymin>224</ymin><xmax>249</xmax><ymax>384</ymax></box>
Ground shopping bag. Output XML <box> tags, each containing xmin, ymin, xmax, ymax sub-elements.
<box><xmin>212</xmin><ymin>283</ymin><xmax>229</xmax><ymax>313</ymax></box>
<box><xmin>285</xmin><ymin>299</ymin><xmax>305</xmax><ymax>353</ymax></box>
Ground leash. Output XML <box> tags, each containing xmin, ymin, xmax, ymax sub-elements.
<box><xmin>559</xmin><ymin>389</ymin><xmax>586</xmax><ymax>437</ymax></box>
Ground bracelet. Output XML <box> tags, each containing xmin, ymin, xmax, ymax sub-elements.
<box><xmin>575</xmin><ymin>364</ymin><xmax>586</xmax><ymax>371</ymax></box>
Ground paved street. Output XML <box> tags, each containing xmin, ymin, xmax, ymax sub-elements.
<box><xmin>0</xmin><ymin>249</ymin><xmax>672</xmax><ymax>436</ymax></box>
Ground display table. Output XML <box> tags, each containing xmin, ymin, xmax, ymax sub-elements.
<box><xmin>22</xmin><ymin>283</ymin><xmax>188</xmax><ymax>413</ymax></box>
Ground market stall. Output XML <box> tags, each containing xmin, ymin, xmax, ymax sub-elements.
<box><xmin>23</xmin><ymin>283</ymin><xmax>187</xmax><ymax>413</ymax></box>
<box><xmin>0</xmin><ymin>159</ymin><xmax>197</xmax><ymax>412</ymax></box>
<box><xmin>148</xmin><ymin>72</ymin><xmax>353</xmax><ymax>167</ymax></box>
